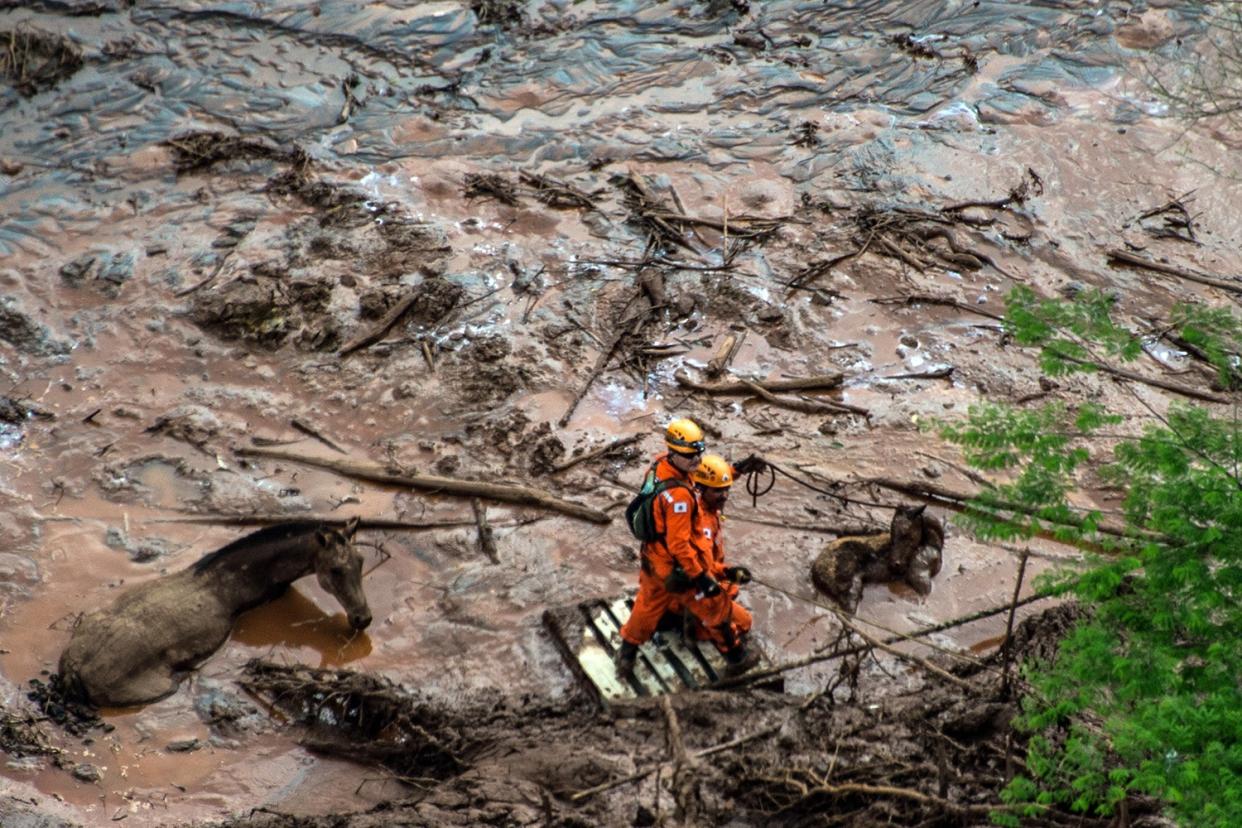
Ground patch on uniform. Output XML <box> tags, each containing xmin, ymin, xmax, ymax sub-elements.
<box><xmin>673</xmin><ymin>502</ymin><xmax>688</xmax><ymax>514</ymax></box>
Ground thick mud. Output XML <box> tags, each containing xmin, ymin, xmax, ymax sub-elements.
<box><xmin>2</xmin><ymin>1</ymin><xmax>1239</xmax><ymax>825</ymax></box>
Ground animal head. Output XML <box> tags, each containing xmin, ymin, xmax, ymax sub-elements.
<box><xmin>313</xmin><ymin>518</ymin><xmax>372</xmax><ymax>631</ymax></box>
<box><xmin>889</xmin><ymin>505</ymin><xmax>927</xmax><ymax>551</ymax></box>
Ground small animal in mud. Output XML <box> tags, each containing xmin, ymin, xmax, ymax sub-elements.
<box><xmin>810</xmin><ymin>506</ymin><xmax>944</xmax><ymax>613</ymax></box>
<box><xmin>58</xmin><ymin>519</ymin><xmax>371</xmax><ymax>708</ymax></box>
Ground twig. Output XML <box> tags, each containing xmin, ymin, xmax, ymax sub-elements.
<box><xmin>1001</xmin><ymin>549</ymin><xmax>1030</xmax><ymax>695</ymax></box>
<box><xmin>570</xmin><ymin>722</ymin><xmax>783</xmax><ymax>801</ymax></box>
<box><xmin>338</xmin><ymin>291</ymin><xmax>426</xmax><ymax>357</ymax></box>
<box><xmin>290</xmin><ymin>418</ymin><xmax>346</xmax><ymax>454</ymax></box>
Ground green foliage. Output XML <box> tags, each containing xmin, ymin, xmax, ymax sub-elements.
<box><xmin>948</xmin><ymin>288</ymin><xmax>1242</xmax><ymax>827</ymax></box>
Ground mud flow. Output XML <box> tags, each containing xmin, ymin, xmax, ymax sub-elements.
<box><xmin>1</xmin><ymin>1</ymin><xmax>1237</xmax><ymax>825</ymax></box>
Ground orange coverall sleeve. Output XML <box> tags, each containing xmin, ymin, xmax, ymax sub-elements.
<box><xmin>653</xmin><ymin>485</ymin><xmax>704</xmax><ymax>578</ymax></box>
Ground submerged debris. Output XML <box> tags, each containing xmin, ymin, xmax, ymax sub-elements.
<box><xmin>164</xmin><ymin>131</ymin><xmax>311</xmax><ymax>175</ymax></box>
<box><xmin>0</xmin><ymin>27</ymin><xmax>83</xmax><ymax>96</ymax></box>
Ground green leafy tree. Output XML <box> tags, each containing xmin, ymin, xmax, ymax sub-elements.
<box><xmin>941</xmin><ymin>286</ymin><xmax>1242</xmax><ymax>826</ymax></box>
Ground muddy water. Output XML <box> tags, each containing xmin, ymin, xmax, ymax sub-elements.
<box><xmin>3</xmin><ymin>1</ymin><xmax>1240</xmax><ymax>824</ymax></box>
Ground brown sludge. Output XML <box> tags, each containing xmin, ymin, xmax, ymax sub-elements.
<box><xmin>1</xmin><ymin>1</ymin><xmax>1238</xmax><ymax>826</ymax></box>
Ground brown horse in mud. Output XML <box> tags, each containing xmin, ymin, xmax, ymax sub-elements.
<box><xmin>58</xmin><ymin>519</ymin><xmax>371</xmax><ymax>707</ymax></box>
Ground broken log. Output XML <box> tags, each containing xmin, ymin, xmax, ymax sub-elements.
<box><xmin>233</xmin><ymin>447</ymin><xmax>612</xmax><ymax>524</ymax></box>
<box><xmin>1107</xmin><ymin>248</ymin><xmax>1242</xmax><ymax>295</ymax></box>
<box><xmin>705</xmin><ymin>331</ymin><xmax>745</xmax><ymax>378</ymax></box>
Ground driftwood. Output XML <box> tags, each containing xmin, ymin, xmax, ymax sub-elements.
<box><xmin>1059</xmin><ymin>353</ymin><xmax>1229</xmax><ymax>404</ymax></box>
<box><xmin>550</xmin><ymin>433</ymin><xmax>642</xmax><ymax>474</ymax></box>
<box><xmin>234</xmin><ymin>447</ymin><xmax>611</xmax><ymax>524</ymax></box>
<box><xmin>1107</xmin><ymin>248</ymin><xmax>1242</xmax><ymax>295</ymax></box>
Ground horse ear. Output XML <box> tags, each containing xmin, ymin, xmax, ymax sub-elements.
<box><xmin>314</xmin><ymin>528</ymin><xmax>331</xmax><ymax>547</ymax></box>
<box><xmin>343</xmin><ymin>517</ymin><xmax>360</xmax><ymax>539</ymax></box>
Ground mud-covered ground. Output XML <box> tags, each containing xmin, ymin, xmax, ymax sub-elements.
<box><xmin>1</xmin><ymin>1</ymin><xmax>1239</xmax><ymax>826</ymax></box>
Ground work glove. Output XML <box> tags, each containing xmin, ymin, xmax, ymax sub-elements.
<box><xmin>693</xmin><ymin>572</ymin><xmax>722</xmax><ymax>598</ymax></box>
<box><xmin>732</xmin><ymin>454</ymin><xmax>767</xmax><ymax>476</ymax></box>
<box><xmin>723</xmin><ymin>566</ymin><xmax>753</xmax><ymax>585</ymax></box>
<box><xmin>663</xmin><ymin>567</ymin><xmax>694</xmax><ymax>593</ymax></box>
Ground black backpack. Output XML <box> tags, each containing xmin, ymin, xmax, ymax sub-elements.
<box><xmin>625</xmin><ymin>465</ymin><xmax>694</xmax><ymax>542</ymax></box>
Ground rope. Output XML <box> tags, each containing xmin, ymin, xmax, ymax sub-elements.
<box><xmin>734</xmin><ymin>455</ymin><xmax>892</xmax><ymax>510</ymax></box>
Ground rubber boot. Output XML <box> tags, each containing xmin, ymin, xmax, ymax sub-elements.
<box><xmin>614</xmin><ymin>641</ymin><xmax>639</xmax><ymax>676</ymax></box>
<box><xmin>723</xmin><ymin>643</ymin><xmax>760</xmax><ymax>678</ymax></box>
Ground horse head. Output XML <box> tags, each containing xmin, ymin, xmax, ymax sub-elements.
<box><xmin>313</xmin><ymin>518</ymin><xmax>372</xmax><ymax>630</ymax></box>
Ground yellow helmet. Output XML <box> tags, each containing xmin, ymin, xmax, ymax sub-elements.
<box><xmin>692</xmin><ymin>454</ymin><xmax>733</xmax><ymax>488</ymax></box>
<box><xmin>665</xmin><ymin>417</ymin><xmax>706</xmax><ymax>455</ymax></box>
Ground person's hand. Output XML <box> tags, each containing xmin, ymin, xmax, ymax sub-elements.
<box><xmin>724</xmin><ymin>566</ymin><xmax>752</xmax><ymax>585</ymax></box>
<box><xmin>694</xmin><ymin>572</ymin><xmax>722</xmax><ymax>598</ymax></box>
<box><xmin>664</xmin><ymin>567</ymin><xmax>694</xmax><ymax>593</ymax></box>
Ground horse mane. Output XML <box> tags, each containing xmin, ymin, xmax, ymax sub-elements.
<box><xmin>192</xmin><ymin>521</ymin><xmax>328</xmax><ymax>574</ymax></box>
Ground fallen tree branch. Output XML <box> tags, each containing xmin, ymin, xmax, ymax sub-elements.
<box><xmin>1107</xmin><ymin>248</ymin><xmax>1242</xmax><ymax>295</ymax></box>
<box><xmin>148</xmin><ymin>514</ymin><xmax>543</xmax><ymax>531</ymax></box>
<box><xmin>716</xmin><ymin>592</ymin><xmax>1050</xmax><ymax>690</ymax></box>
<box><xmin>233</xmin><ymin>447</ymin><xmax>611</xmax><ymax>524</ymax></box>
<box><xmin>1059</xmin><ymin>354</ymin><xmax>1229</xmax><ymax>404</ymax></box>
<box><xmin>863</xmin><ymin>476</ymin><xmax>1140</xmax><ymax>541</ymax></box>
<box><xmin>550</xmin><ymin>433</ymin><xmax>642</xmax><ymax>474</ymax></box>
<box><xmin>740</xmin><ymin>378</ymin><xmax>871</xmax><ymax>418</ymax></box>
<box><xmin>870</xmin><ymin>293</ymin><xmax>1005</xmax><ymax>322</ymax></box>
<box><xmin>674</xmin><ymin>370</ymin><xmax>844</xmax><ymax>395</ymax></box>
<box><xmin>570</xmin><ymin>721</ymin><xmax>784</xmax><ymax>801</ymax></box>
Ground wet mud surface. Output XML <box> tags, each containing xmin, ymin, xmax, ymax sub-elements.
<box><xmin>2</xmin><ymin>1</ymin><xmax>1239</xmax><ymax>825</ymax></box>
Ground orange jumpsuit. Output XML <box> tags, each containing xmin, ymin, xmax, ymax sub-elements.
<box><xmin>619</xmin><ymin>454</ymin><xmax>715</xmax><ymax>647</ymax></box>
<box><xmin>674</xmin><ymin>507</ymin><xmax>753</xmax><ymax>652</ymax></box>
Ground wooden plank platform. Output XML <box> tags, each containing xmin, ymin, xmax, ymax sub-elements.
<box><xmin>542</xmin><ymin>593</ymin><xmax>783</xmax><ymax>704</ymax></box>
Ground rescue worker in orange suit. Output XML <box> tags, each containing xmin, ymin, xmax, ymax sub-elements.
<box><xmin>680</xmin><ymin>454</ymin><xmax>758</xmax><ymax>676</ymax></box>
<box><xmin>615</xmin><ymin>418</ymin><xmax>722</xmax><ymax>676</ymax></box>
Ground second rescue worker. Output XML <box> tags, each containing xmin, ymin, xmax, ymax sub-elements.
<box><xmin>615</xmin><ymin>418</ymin><xmax>722</xmax><ymax>676</ymax></box>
